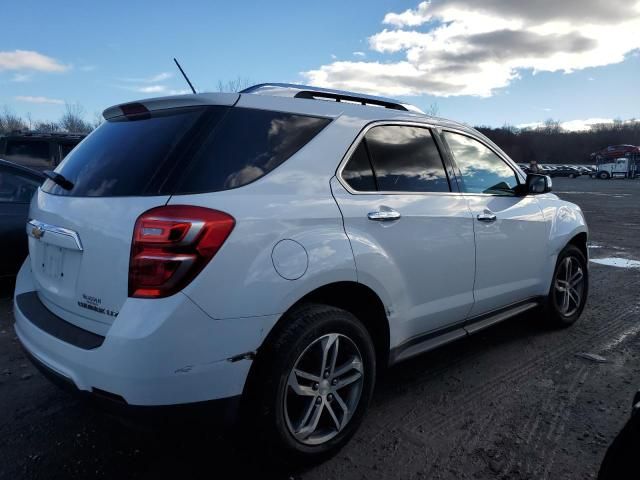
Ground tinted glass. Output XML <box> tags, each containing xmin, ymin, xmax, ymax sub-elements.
<box><xmin>365</xmin><ymin>125</ymin><xmax>449</xmax><ymax>192</ymax></box>
<box><xmin>176</xmin><ymin>108</ymin><xmax>330</xmax><ymax>193</ymax></box>
<box><xmin>342</xmin><ymin>141</ymin><xmax>376</xmax><ymax>191</ymax></box>
<box><xmin>5</xmin><ymin>140</ymin><xmax>50</xmax><ymax>168</ymax></box>
<box><xmin>0</xmin><ymin>168</ymin><xmax>41</xmax><ymax>203</ymax></box>
<box><xmin>444</xmin><ymin>132</ymin><xmax>519</xmax><ymax>195</ymax></box>
<box><xmin>43</xmin><ymin>107</ymin><xmax>208</xmax><ymax>197</ymax></box>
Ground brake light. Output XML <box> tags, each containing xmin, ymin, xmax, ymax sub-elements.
<box><xmin>129</xmin><ymin>205</ymin><xmax>235</xmax><ymax>298</ymax></box>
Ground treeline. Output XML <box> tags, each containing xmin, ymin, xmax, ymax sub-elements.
<box><xmin>2</xmin><ymin>103</ymin><xmax>639</xmax><ymax>165</ymax></box>
<box><xmin>477</xmin><ymin>120</ymin><xmax>640</xmax><ymax>164</ymax></box>
<box><xmin>0</xmin><ymin>103</ymin><xmax>100</xmax><ymax>135</ymax></box>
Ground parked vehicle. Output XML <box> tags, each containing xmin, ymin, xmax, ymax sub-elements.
<box><xmin>591</xmin><ymin>145</ymin><xmax>640</xmax><ymax>162</ymax></box>
<box><xmin>13</xmin><ymin>84</ymin><xmax>589</xmax><ymax>463</ymax></box>
<box><xmin>0</xmin><ymin>159</ymin><xmax>45</xmax><ymax>278</ymax></box>
<box><xmin>598</xmin><ymin>390</ymin><xmax>640</xmax><ymax>479</ymax></box>
<box><xmin>0</xmin><ymin>131</ymin><xmax>86</xmax><ymax>171</ymax></box>
<box><xmin>593</xmin><ymin>157</ymin><xmax>639</xmax><ymax>179</ymax></box>
<box><xmin>547</xmin><ymin>166</ymin><xmax>583</xmax><ymax>178</ymax></box>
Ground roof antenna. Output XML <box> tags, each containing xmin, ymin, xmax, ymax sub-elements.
<box><xmin>173</xmin><ymin>58</ymin><xmax>197</xmax><ymax>94</ymax></box>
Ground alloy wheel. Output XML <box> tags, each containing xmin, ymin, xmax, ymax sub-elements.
<box><xmin>554</xmin><ymin>256</ymin><xmax>585</xmax><ymax>317</ymax></box>
<box><xmin>284</xmin><ymin>333</ymin><xmax>364</xmax><ymax>446</ymax></box>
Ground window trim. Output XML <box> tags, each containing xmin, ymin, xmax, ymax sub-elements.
<box><xmin>336</xmin><ymin>121</ymin><xmax>455</xmax><ymax>196</ymax></box>
<box><xmin>438</xmin><ymin>128</ymin><xmax>526</xmax><ymax>197</ymax></box>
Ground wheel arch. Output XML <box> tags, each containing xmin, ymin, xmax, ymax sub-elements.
<box><xmin>253</xmin><ymin>281</ymin><xmax>390</xmax><ymax>374</ymax></box>
<box><xmin>568</xmin><ymin>231</ymin><xmax>588</xmax><ymax>260</ymax></box>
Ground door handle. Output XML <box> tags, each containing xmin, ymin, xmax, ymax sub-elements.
<box><xmin>476</xmin><ymin>211</ymin><xmax>497</xmax><ymax>223</ymax></box>
<box><xmin>368</xmin><ymin>209</ymin><xmax>401</xmax><ymax>221</ymax></box>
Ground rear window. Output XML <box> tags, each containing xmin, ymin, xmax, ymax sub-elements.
<box><xmin>43</xmin><ymin>106</ymin><xmax>331</xmax><ymax>197</ymax></box>
<box><xmin>5</xmin><ymin>140</ymin><xmax>51</xmax><ymax>168</ymax></box>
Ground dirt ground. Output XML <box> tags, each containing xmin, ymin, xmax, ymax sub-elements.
<box><xmin>1</xmin><ymin>177</ymin><xmax>639</xmax><ymax>479</ymax></box>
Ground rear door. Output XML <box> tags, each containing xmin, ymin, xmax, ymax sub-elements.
<box><xmin>441</xmin><ymin>130</ymin><xmax>548</xmax><ymax>316</ymax></box>
<box><xmin>332</xmin><ymin>123</ymin><xmax>476</xmax><ymax>343</ymax></box>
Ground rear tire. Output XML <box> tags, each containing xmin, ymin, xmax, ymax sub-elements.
<box><xmin>245</xmin><ymin>304</ymin><xmax>376</xmax><ymax>466</ymax></box>
<box><xmin>544</xmin><ymin>244</ymin><xmax>588</xmax><ymax>328</ymax></box>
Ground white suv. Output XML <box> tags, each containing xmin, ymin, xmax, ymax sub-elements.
<box><xmin>14</xmin><ymin>83</ymin><xmax>588</xmax><ymax>463</ymax></box>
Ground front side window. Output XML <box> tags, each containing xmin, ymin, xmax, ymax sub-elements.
<box><xmin>443</xmin><ymin>132</ymin><xmax>519</xmax><ymax>195</ymax></box>
<box><xmin>341</xmin><ymin>125</ymin><xmax>450</xmax><ymax>193</ymax></box>
<box><xmin>0</xmin><ymin>168</ymin><xmax>41</xmax><ymax>203</ymax></box>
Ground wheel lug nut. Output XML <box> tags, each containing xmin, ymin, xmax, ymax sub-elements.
<box><xmin>324</xmin><ymin>371</ymin><xmax>330</xmax><ymax>378</ymax></box>
<box><xmin>316</xmin><ymin>397</ymin><xmax>322</xmax><ymax>405</ymax></box>
<box><xmin>331</xmin><ymin>379</ymin><xmax>337</xmax><ymax>386</ymax></box>
<box><xmin>327</xmin><ymin>394</ymin><xmax>334</xmax><ymax>402</ymax></box>
<box><xmin>313</xmin><ymin>383</ymin><xmax>319</xmax><ymax>391</ymax></box>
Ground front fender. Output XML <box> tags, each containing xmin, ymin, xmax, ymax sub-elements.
<box><xmin>536</xmin><ymin>194</ymin><xmax>588</xmax><ymax>288</ymax></box>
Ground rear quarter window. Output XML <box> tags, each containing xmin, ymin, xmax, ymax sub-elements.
<box><xmin>174</xmin><ymin>108</ymin><xmax>330</xmax><ymax>194</ymax></box>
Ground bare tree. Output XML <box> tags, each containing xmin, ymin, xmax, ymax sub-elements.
<box><xmin>0</xmin><ymin>106</ymin><xmax>28</xmax><ymax>133</ymax></box>
<box><xmin>217</xmin><ymin>77</ymin><xmax>252</xmax><ymax>93</ymax></box>
<box><xmin>59</xmin><ymin>103</ymin><xmax>93</xmax><ymax>133</ymax></box>
<box><xmin>425</xmin><ymin>102</ymin><xmax>440</xmax><ymax>116</ymax></box>
<box><xmin>34</xmin><ymin>121</ymin><xmax>61</xmax><ymax>133</ymax></box>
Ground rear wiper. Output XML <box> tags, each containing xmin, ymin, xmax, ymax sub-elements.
<box><xmin>43</xmin><ymin>170</ymin><xmax>74</xmax><ymax>190</ymax></box>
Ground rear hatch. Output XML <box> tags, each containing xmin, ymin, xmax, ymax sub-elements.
<box><xmin>27</xmin><ymin>93</ymin><xmax>331</xmax><ymax>334</ymax></box>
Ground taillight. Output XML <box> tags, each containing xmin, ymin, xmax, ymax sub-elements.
<box><xmin>129</xmin><ymin>205</ymin><xmax>235</xmax><ymax>298</ymax></box>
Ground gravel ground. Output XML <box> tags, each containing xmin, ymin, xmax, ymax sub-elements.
<box><xmin>1</xmin><ymin>177</ymin><xmax>639</xmax><ymax>479</ymax></box>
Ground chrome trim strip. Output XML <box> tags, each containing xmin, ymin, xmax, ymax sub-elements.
<box><xmin>27</xmin><ymin>220</ymin><xmax>83</xmax><ymax>251</ymax></box>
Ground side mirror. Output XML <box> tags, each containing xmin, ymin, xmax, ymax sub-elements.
<box><xmin>526</xmin><ymin>174</ymin><xmax>552</xmax><ymax>194</ymax></box>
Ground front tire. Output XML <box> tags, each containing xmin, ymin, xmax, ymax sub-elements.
<box><xmin>544</xmin><ymin>244</ymin><xmax>589</xmax><ymax>327</ymax></box>
<box><xmin>246</xmin><ymin>304</ymin><xmax>376</xmax><ymax>465</ymax></box>
<box><xmin>598</xmin><ymin>171</ymin><xmax>610</xmax><ymax>179</ymax></box>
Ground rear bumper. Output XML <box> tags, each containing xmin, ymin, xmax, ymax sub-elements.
<box><xmin>13</xmin><ymin>260</ymin><xmax>277</xmax><ymax>408</ymax></box>
<box><xmin>21</xmin><ymin>344</ymin><xmax>240</xmax><ymax>427</ymax></box>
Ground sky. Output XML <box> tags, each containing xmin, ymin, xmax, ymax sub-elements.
<box><xmin>1</xmin><ymin>0</ymin><xmax>639</xmax><ymax>130</ymax></box>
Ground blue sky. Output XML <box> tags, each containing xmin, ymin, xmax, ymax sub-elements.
<box><xmin>1</xmin><ymin>0</ymin><xmax>639</xmax><ymax>129</ymax></box>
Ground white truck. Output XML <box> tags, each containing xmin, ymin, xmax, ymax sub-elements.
<box><xmin>593</xmin><ymin>157</ymin><xmax>639</xmax><ymax>179</ymax></box>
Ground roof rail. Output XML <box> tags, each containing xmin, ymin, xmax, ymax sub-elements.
<box><xmin>240</xmin><ymin>83</ymin><xmax>424</xmax><ymax>114</ymax></box>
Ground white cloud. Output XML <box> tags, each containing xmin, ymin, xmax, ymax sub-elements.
<box><xmin>517</xmin><ymin>117</ymin><xmax>629</xmax><ymax>132</ymax></box>
<box><xmin>15</xmin><ymin>95</ymin><xmax>64</xmax><ymax>105</ymax></box>
<box><xmin>353</xmin><ymin>51</ymin><xmax>366</xmax><ymax>57</ymax></box>
<box><xmin>11</xmin><ymin>73</ymin><xmax>32</xmax><ymax>82</ymax></box>
<box><xmin>0</xmin><ymin>50</ymin><xmax>68</xmax><ymax>72</ymax></box>
<box><xmin>302</xmin><ymin>1</ymin><xmax>640</xmax><ymax>97</ymax></box>
<box><xmin>120</xmin><ymin>72</ymin><xmax>173</xmax><ymax>83</ymax></box>
<box><xmin>136</xmin><ymin>85</ymin><xmax>167</xmax><ymax>93</ymax></box>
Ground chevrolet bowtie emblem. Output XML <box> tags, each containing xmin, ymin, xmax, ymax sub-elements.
<box><xmin>31</xmin><ymin>226</ymin><xmax>45</xmax><ymax>240</ymax></box>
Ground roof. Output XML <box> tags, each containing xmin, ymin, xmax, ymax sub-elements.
<box><xmin>240</xmin><ymin>83</ymin><xmax>425</xmax><ymax>114</ymax></box>
<box><xmin>1</xmin><ymin>131</ymin><xmax>86</xmax><ymax>140</ymax></box>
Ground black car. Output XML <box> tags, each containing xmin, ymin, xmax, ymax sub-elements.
<box><xmin>546</xmin><ymin>166</ymin><xmax>582</xmax><ymax>178</ymax></box>
<box><xmin>0</xmin><ymin>131</ymin><xmax>85</xmax><ymax>171</ymax></box>
<box><xmin>598</xmin><ymin>390</ymin><xmax>640</xmax><ymax>479</ymax></box>
<box><xmin>0</xmin><ymin>159</ymin><xmax>45</xmax><ymax>278</ymax></box>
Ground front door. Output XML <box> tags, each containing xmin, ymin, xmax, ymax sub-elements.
<box><xmin>441</xmin><ymin>131</ymin><xmax>548</xmax><ymax>316</ymax></box>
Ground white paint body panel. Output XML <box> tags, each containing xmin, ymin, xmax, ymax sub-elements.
<box><xmin>14</xmin><ymin>89</ymin><xmax>588</xmax><ymax>406</ymax></box>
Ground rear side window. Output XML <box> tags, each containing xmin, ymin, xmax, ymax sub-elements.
<box><xmin>176</xmin><ymin>108</ymin><xmax>330</xmax><ymax>194</ymax></box>
<box><xmin>341</xmin><ymin>125</ymin><xmax>450</xmax><ymax>193</ymax></box>
<box><xmin>5</xmin><ymin>140</ymin><xmax>50</xmax><ymax>168</ymax></box>
<box><xmin>42</xmin><ymin>106</ymin><xmax>330</xmax><ymax>197</ymax></box>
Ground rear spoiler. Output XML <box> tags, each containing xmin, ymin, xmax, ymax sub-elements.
<box><xmin>102</xmin><ymin>93</ymin><xmax>240</xmax><ymax>120</ymax></box>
